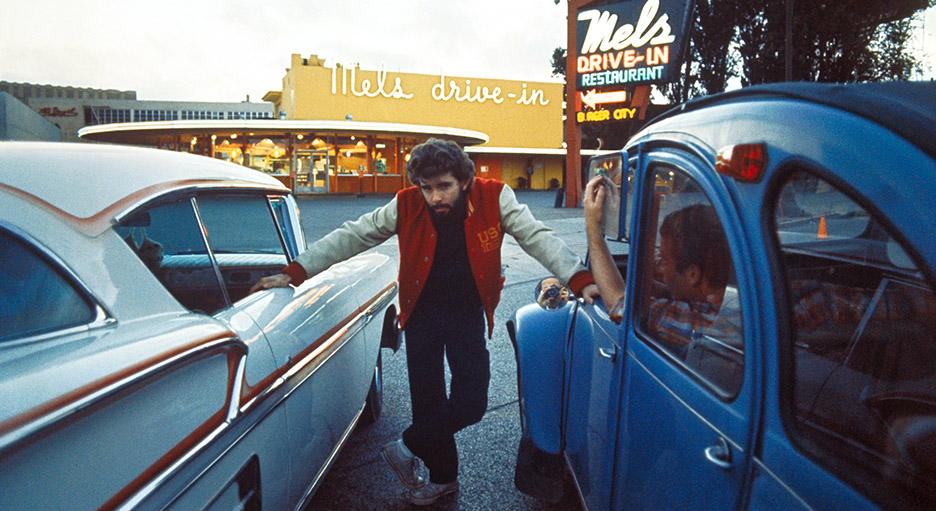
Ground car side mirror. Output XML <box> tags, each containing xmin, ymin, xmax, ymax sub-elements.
<box><xmin>535</xmin><ymin>277</ymin><xmax>570</xmax><ymax>310</ymax></box>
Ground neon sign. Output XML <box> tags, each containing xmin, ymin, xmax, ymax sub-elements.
<box><xmin>575</xmin><ymin>86</ymin><xmax>651</xmax><ymax>124</ymax></box>
<box><xmin>576</xmin><ymin>0</ymin><xmax>693</xmax><ymax>89</ymax></box>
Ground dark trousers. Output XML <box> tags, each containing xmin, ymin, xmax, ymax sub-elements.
<box><xmin>401</xmin><ymin>306</ymin><xmax>489</xmax><ymax>484</ymax></box>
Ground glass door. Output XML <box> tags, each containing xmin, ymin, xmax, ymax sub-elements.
<box><xmin>295</xmin><ymin>150</ymin><xmax>329</xmax><ymax>193</ymax></box>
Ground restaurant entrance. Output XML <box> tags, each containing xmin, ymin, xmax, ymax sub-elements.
<box><xmin>295</xmin><ymin>149</ymin><xmax>329</xmax><ymax>193</ymax></box>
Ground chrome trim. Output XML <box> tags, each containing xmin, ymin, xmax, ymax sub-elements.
<box><xmin>0</xmin><ymin>307</ymin><xmax>115</xmax><ymax>349</ymax></box>
<box><xmin>157</xmin><ymin>294</ymin><xmax>396</xmax><ymax>509</ymax></box>
<box><xmin>117</xmin><ymin>421</ymin><xmax>235</xmax><ymax>511</ymax></box>
<box><xmin>112</xmin><ymin>184</ymin><xmax>288</xmax><ymax>226</ymax></box>
<box><xmin>284</xmin><ymin>194</ymin><xmax>306</xmax><ymax>253</ymax></box>
<box><xmin>189</xmin><ymin>197</ymin><xmax>232</xmax><ymax>307</ymax></box>
<box><xmin>226</xmin><ymin>355</ymin><xmax>247</xmax><ymax>423</ymax></box>
<box><xmin>295</xmin><ymin>403</ymin><xmax>366</xmax><ymax>511</ymax></box>
<box><xmin>131</xmin><ymin>286</ymin><xmax>396</xmax><ymax>510</ymax></box>
<box><xmin>366</xmin><ymin>285</ymin><xmax>397</xmax><ymax>322</ymax></box>
<box><xmin>265</xmin><ymin>196</ymin><xmax>294</xmax><ymax>262</ymax></box>
<box><xmin>279</xmin><ymin>305</ymin><xmax>369</xmax><ymax>394</ymax></box>
<box><xmin>240</xmin><ymin>284</ymin><xmax>397</xmax><ymax>415</ymax></box>
<box><xmin>0</xmin><ymin>336</ymin><xmax>246</xmax><ymax>454</ymax></box>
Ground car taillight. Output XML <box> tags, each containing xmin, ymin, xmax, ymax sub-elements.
<box><xmin>716</xmin><ymin>143</ymin><xmax>767</xmax><ymax>182</ymax></box>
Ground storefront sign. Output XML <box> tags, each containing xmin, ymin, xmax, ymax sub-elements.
<box><xmin>575</xmin><ymin>85</ymin><xmax>651</xmax><ymax>124</ymax></box>
<box><xmin>38</xmin><ymin>106</ymin><xmax>78</xmax><ymax>117</ymax></box>
<box><xmin>576</xmin><ymin>0</ymin><xmax>694</xmax><ymax>89</ymax></box>
<box><xmin>328</xmin><ymin>61</ymin><xmax>550</xmax><ymax>107</ymax></box>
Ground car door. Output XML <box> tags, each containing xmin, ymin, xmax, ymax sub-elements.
<box><xmin>612</xmin><ymin>149</ymin><xmax>753</xmax><ymax>510</ymax></box>
<box><xmin>191</xmin><ymin>192</ymin><xmax>373</xmax><ymax>505</ymax></box>
<box><xmin>563</xmin><ymin>297</ymin><xmax>625</xmax><ymax>510</ymax></box>
<box><xmin>114</xmin><ymin>192</ymin><xmax>292</xmax><ymax>506</ymax></box>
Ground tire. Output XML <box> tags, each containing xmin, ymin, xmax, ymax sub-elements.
<box><xmin>361</xmin><ymin>349</ymin><xmax>383</xmax><ymax>425</ymax></box>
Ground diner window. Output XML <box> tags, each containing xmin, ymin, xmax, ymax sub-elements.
<box><xmin>774</xmin><ymin>170</ymin><xmax>936</xmax><ymax>505</ymax></box>
<box><xmin>637</xmin><ymin>166</ymin><xmax>744</xmax><ymax>396</ymax></box>
<box><xmin>88</xmin><ymin>107</ymin><xmax>131</xmax><ymax>125</ymax></box>
<box><xmin>133</xmin><ymin>109</ymin><xmax>178</xmax><ymax>122</ymax></box>
<box><xmin>0</xmin><ymin>228</ymin><xmax>95</xmax><ymax>342</ymax></box>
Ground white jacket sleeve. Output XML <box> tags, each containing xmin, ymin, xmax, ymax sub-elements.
<box><xmin>499</xmin><ymin>185</ymin><xmax>587</xmax><ymax>284</ymax></box>
<box><xmin>293</xmin><ymin>196</ymin><xmax>398</xmax><ymax>277</ymax></box>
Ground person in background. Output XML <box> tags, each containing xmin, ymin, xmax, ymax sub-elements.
<box><xmin>252</xmin><ymin>138</ymin><xmax>598</xmax><ymax>506</ymax></box>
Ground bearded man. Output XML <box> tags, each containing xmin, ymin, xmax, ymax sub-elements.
<box><xmin>252</xmin><ymin>138</ymin><xmax>598</xmax><ymax>505</ymax></box>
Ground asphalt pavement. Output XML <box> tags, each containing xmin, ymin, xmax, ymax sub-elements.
<box><xmin>295</xmin><ymin>190</ymin><xmax>587</xmax><ymax>511</ymax></box>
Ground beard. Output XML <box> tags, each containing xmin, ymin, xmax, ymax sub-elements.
<box><xmin>427</xmin><ymin>188</ymin><xmax>467</xmax><ymax>223</ymax></box>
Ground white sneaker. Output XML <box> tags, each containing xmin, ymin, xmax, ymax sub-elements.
<box><xmin>381</xmin><ymin>440</ymin><xmax>426</xmax><ymax>490</ymax></box>
<box><xmin>408</xmin><ymin>480</ymin><xmax>459</xmax><ymax>506</ymax></box>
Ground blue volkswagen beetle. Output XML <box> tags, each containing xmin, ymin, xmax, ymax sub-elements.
<box><xmin>509</xmin><ymin>82</ymin><xmax>936</xmax><ymax>510</ymax></box>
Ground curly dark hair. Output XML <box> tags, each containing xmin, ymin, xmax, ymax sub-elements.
<box><xmin>406</xmin><ymin>138</ymin><xmax>475</xmax><ymax>185</ymax></box>
<box><xmin>659</xmin><ymin>204</ymin><xmax>730</xmax><ymax>290</ymax></box>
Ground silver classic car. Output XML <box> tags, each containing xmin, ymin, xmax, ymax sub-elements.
<box><xmin>0</xmin><ymin>142</ymin><xmax>399</xmax><ymax>510</ymax></box>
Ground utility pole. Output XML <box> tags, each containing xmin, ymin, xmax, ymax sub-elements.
<box><xmin>563</xmin><ymin>0</ymin><xmax>590</xmax><ymax>207</ymax></box>
<box><xmin>785</xmin><ymin>0</ymin><xmax>794</xmax><ymax>81</ymax></box>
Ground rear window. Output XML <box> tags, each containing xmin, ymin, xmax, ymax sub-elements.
<box><xmin>775</xmin><ymin>170</ymin><xmax>936</xmax><ymax>505</ymax></box>
<box><xmin>0</xmin><ymin>228</ymin><xmax>95</xmax><ymax>341</ymax></box>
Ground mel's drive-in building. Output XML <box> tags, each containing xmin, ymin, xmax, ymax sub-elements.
<box><xmin>3</xmin><ymin>54</ymin><xmax>595</xmax><ymax>195</ymax></box>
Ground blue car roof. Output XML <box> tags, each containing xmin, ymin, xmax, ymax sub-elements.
<box><xmin>650</xmin><ymin>81</ymin><xmax>936</xmax><ymax>159</ymax></box>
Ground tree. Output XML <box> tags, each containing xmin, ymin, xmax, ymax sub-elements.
<box><xmin>661</xmin><ymin>0</ymin><xmax>741</xmax><ymax>103</ymax></box>
<box><xmin>551</xmin><ymin>47</ymin><xmax>566</xmax><ymax>78</ymax></box>
<box><xmin>737</xmin><ymin>0</ymin><xmax>933</xmax><ymax>85</ymax></box>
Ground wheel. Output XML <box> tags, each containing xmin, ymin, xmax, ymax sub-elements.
<box><xmin>361</xmin><ymin>349</ymin><xmax>383</xmax><ymax>425</ymax></box>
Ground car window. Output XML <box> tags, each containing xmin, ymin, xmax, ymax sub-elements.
<box><xmin>636</xmin><ymin>165</ymin><xmax>744</xmax><ymax>396</ymax></box>
<box><xmin>774</xmin><ymin>170</ymin><xmax>936</xmax><ymax>502</ymax></box>
<box><xmin>269</xmin><ymin>196</ymin><xmax>301</xmax><ymax>258</ymax></box>
<box><xmin>116</xmin><ymin>199</ymin><xmax>228</xmax><ymax>314</ymax></box>
<box><xmin>0</xmin><ymin>228</ymin><xmax>95</xmax><ymax>341</ymax></box>
<box><xmin>115</xmin><ymin>194</ymin><xmax>290</xmax><ymax>314</ymax></box>
<box><xmin>196</xmin><ymin>195</ymin><xmax>288</xmax><ymax>303</ymax></box>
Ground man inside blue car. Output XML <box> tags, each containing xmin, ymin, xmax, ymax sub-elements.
<box><xmin>252</xmin><ymin>138</ymin><xmax>599</xmax><ymax>506</ymax></box>
<box><xmin>584</xmin><ymin>176</ymin><xmax>739</xmax><ymax>358</ymax></box>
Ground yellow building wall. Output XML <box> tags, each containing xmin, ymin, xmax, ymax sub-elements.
<box><xmin>282</xmin><ymin>54</ymin><xmax>564</xmax><ymax>150</ymax></box>
<box><xmin>498</xmin><ymin>155</ymin><xmax>564</xmax><ymax>191</ymax></box>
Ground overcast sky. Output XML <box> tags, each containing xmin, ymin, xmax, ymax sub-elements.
<box><xmin>1</xmin><ymin>1</ymin><xmax>933</xmax><ymax>104</ymax></box>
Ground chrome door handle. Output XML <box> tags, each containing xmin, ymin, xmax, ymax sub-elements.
<box><xmin>704</xmin><ymin>437</ymin><xmax>732</xmax><ymax>470</ymax></box>
<box><xmin>598</xmin><ymin>345</ymin><xmax>616</xmax><ymax>361</ymax></box>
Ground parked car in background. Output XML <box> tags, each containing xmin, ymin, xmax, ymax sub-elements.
<box><xmin>509</xmin><ymin>82</ymin><xmax>936</xmax><ymax>510</ymax></box>
<box><xmin>0</xmin><ymin>142</ymin><xmax>399</xmax><ymax>510</ymax></box>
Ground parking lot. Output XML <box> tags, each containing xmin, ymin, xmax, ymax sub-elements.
<box><xmin>294</xmin><ymin>190</ymin><xmax>586</xmax><ymax>510</ymax></box>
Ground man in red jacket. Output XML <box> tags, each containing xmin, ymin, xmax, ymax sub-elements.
<box><xmin>252</xmin><ymin>138</ymin><xmax>598</xmax><ymax>505</ymax></box>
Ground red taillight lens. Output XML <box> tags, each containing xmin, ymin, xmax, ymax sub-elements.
<box><xmin>716</xmin><ymin>143</ymin><xmax>767</xmax><ymax>182</ymax></box>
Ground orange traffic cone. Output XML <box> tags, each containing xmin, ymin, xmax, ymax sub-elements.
<box><xmin>817</xmin><ymin>216</ymin><xmax>828</xmax><ymax>239</ymax></box>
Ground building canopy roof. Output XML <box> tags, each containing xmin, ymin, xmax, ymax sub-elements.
<box><xmin>79</xmin><ymin>119</ymin><xmax>488</xmax><ymax>146</ymax></box>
